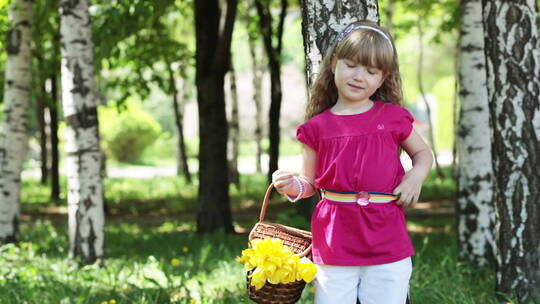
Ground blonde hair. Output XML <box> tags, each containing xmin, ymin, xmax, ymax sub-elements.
<box><xmin>306</xmin><ymin>20</ymin><xmax>403</xmax><ymax>119</ymax></box>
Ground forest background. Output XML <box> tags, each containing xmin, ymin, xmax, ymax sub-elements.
<box><xmin>0</xmin><ymin>0</ymin><xmax>539</xmax><ymax>303</ymax></box>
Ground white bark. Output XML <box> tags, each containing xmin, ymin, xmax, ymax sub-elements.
<box><xmin>300</xmin><ymin>0</ymin><xmax>380</xmax><ymax>87</ymax></box>
<box><xmin>0</xmin><ymin>0</ymin><xmax>33</xmax><ymax>242</ymax></box>
<box><xmin>483</xmin><ymin>0</ymin><xmax>540</xmax><ymax>301</ymax></box>
<box><xmin>456</xmin><ymin>0</ymin><xmax>496</xmax><ymax>266</ymax></box>
<box><xmin>60</xmin><ymin>0</ymin><xmax>105</xmax><ymax>263</ymax></box>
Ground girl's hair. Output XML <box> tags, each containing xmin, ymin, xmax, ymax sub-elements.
<box><xmin>306</xmin><ymin>20</ymin><xmax>403</xmax><ymax>119</ymax></box>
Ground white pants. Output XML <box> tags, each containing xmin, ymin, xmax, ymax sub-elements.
<box><xmin>313</xmin><ymin>257</ymin><xmax>412</xmax><ymax>304</ymax></box>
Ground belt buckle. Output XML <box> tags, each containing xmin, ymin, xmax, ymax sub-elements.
<box><xmin>356</xmin><ymin>191</ymin><xmax>369</xmax><ymax>206</ymax></box>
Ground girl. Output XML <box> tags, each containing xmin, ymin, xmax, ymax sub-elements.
<box><xmin>272</xmin><ymin>21</ymin><xmax>433</xmax><ymax>304</ymax></box>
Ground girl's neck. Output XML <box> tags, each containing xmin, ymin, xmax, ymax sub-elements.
<box><xmin>331</xmin><ymin>99</ymin><xmax>374</xmax><ymax>115</ymax></box>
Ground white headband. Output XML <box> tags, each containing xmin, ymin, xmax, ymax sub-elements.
<box><xmin>337</xmin><ymin>25</ymin><xmax>393</xmax><ymax>50</ymax></box>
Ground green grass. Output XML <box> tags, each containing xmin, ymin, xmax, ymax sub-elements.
<box><xmin>1</xmin><ymin>218</ymin><xmax>512</xmax><ymax>304</ymax></box>
<box><xmin>419</xmin><ymin>165</ymin><xmax>456</xmax><ymax>201</ymax></box>
<box><xmin>7</xmin><ymin>166</ymin><xmax>520</xmax><ymax>303</ymax></box>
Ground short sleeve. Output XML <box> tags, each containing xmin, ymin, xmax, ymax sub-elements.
<box><xmin>394</xmin><ymin>107</ymin><xmax>414</xmax><ymax>144</ymax></box>
<box><xmin>296</xmin><ymin>122</ymin><xmax>318</xmax><ymax>150</ymax></box>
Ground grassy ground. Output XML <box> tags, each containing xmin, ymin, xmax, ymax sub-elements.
<box><xmin>1</xmin><ymin>218</ymin><xmax>510</xmax><ymax>304</ymax></box>
<box><xmin>2</xmin><ymin>169</ymin><xmax>518</xmax><ymax>303</ymax></box>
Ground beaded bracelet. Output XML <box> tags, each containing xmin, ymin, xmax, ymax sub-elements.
<box><xmin>285</xmin><ymin>176</ymin><xmax>304</xmax><ymax>203</ymax></box>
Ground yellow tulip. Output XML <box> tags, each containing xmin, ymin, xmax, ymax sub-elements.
<box><xmin>297</xmin><ymin>257</ymin><xmax>317</xmax><ymax>282</ymax></box>
<box><xmin>238</xmin><ymin>238</ymin><xmax>318</xmax><ymax>287</ymax></box>
<box><xmin>267</xmin><ymin>256</ymin><xmax>282</xmax><ymax>268</ymax></box>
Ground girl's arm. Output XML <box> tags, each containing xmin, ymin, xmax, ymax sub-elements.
<box><xmin>393</xmin><ymin>130</ymin><xmax>434</xmax><ymax>208</ymax></box>
<box><xmin>272</xmin><ymin>144</ymin><xmax>317</xmax><ymax>199</ymax></box>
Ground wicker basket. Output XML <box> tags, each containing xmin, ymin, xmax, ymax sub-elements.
<box><xmin>246</xmin><ymin>183</ymin><xmax>314</xmax><ymax>304</ymax></box>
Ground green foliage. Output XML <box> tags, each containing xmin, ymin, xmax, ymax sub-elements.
<box><xmin>100</xmin><ymin>99</ymin><xmax>162</xmax><ymax>162</ymax></box>
<box><xmin>93</xmin><ymin>0</ymin><xmax>192</xmax><ymax>105</ymax></box>
<box><xmin>420</xmin><ymin>166</ymin><xmax>456</xmax><ymax>201</ymax></box>
<box><xmin>432</xmin><ymin>76</ymin><xmax>456</xmax><ymax>151</ymax></box>
<box><xmin>275</xmin><ymin>208</ymin><xmax>310</xmax><ymax>230</ymax></box>
<box><xmin>104</xmin><ymin>176</ymin><xmax>198</xmax><ymax>214</ymax></box>
<box><xmin>139</xmin><ymin>132</ymin><xmax>179</xmax><ymax>165</ymax></box>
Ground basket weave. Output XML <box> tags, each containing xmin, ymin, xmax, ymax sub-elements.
<box><xmin>246</xmin><ymin>183</ymin><xmax>315</xmax><ymax>304</ymax></box>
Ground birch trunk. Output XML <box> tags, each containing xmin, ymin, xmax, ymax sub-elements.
<box><xmin>300</xmin><ymin>0</ymin><xmax>379</xmax><ymax>87</ymax></box>
<box><xmin>482</xmin><ymin>0</ymin><xmax>540</xmax><ymax>301</ymax></box>
<box><xmin>456</xmin><ymin>0</ymin><xmax>495</xmax><ymax>266</ymax></box>
<box><xmin>60</xmin><ymin>0</ymin><xmax>105</xmax><ymax>263</ymax></box>
<box><xmin>0</xmin><ymin>0</ymin><xmax>33</xmax><ymax>243</ymax></box>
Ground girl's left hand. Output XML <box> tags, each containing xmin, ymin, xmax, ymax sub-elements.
<box><xmin>392</xmin><ymin>174</ymin><xmax>423</xmax><ymax>208</ymax></box>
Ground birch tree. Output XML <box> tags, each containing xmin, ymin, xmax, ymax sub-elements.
<box><xmin>0</xmin><ymin>0</ymin><xmax>33</xmax><ymax>243</ymax></box>
<box><xmin>456</xmin><ymin>0</ymin><xmax>495</xmax><ymax>266</ymax></box>
<box><xmin>482</xmin><ymin>0</ymin><xmax>540</xmax><ymax>301</ymax></box>
<box><xmin>300</xmin><ymin>0</ymin><xmax>379</xmax><ymax>87</ymax></box>
<box><xmin>59</xmin><ymin>0</ymin><xmax>105</xmax><ymax>263</ymax></box>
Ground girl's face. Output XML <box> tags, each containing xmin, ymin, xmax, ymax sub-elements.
<box><xmin>333</xmin><ymin>58</ymin><xmax>385</xmax><ymax>105</ymax></box>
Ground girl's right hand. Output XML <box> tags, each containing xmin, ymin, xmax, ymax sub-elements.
<box><xmin>271</xmin><ymin>170</ymin><xmax>297</xmax><ymax>195</ymax></box>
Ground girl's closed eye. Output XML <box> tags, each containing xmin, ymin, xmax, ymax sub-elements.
<box><xmin>344</xmin><ymin>60</ymin><xmax>357</xmax><ymax>68</ymax></box>
<box><xmin>367</xmin><ymin>67</ymin><xmax>381</xmax><ymax>75</ymax></box>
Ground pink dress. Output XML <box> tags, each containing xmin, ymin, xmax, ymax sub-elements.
<box><xmin>296</xmin><ymin>101</ymin><xmax>415</xmax><ymax>266</ymax></box>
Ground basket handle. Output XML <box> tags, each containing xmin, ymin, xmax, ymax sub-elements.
<box><xmin>259</xmin><ymin>182</ymin><xmax>321</xmax><ymax>222</ymax></box>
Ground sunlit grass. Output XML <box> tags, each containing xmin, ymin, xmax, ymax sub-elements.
<box><xmin>9</xmin><ymin>166</ymin><xmax>509</xmax><ymax>303</ymax></box>
<box><xmin>0</xmin><ymin>219</ymin><xmax>510</xmax><ymax>304</ymax></box>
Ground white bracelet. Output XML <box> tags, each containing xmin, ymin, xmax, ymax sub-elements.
<box><xmin>285</xmin><ymin>176</ymin><xmax>304</xmax><ymax>203</ymax></box>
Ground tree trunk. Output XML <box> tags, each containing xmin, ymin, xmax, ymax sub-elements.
<box><xmin>194</xmin><ymin>0</ymin><xmax>237</xmax><ymax>233</ymax></box>
<box><xmin>0</xmin><ymin>0</ymin><xmax>33</xmax><ymax>243</ymax></box>
<box><xmin>37</xmin><ymin>57</ymin><xmax>49</xmax><ymax>185</ymax></box>
<box><xmin>39</xmin><ymin>85</ymin><xmax>48</xmax><ymax>185</ymax></box>
<box><xmin>227</xmin><ymin>66</ymin><xmax>240</xmax><ymax>187</ymax></box>
<box><xmin>385</xmin><ymin>0</ymin><xmax>394</xmax><ymax>33</ymax></box>
<box><xmin>456</xmin><ymin>0</ymin><xmax>496</xmax><ymax>267</ymax></box>
<box><xmin>299</xmin><ymin>0</ymin><xmax>380</xmax><ymax>221</ymax></box>
<box><xmin>247</xmin><ymin>31</ymin><xmax>264</xmax><ymax>174</ymax></box>
<box><xmin>452</xmin><ymin>57</ymin><xmax>459</xmax><ymax>179</ymax></box>
<box><xmin>300</xmin><ymin>0</ymin><xmax>379</xmax><ymax>88</ymax></box>
<box><xmin>168</xmin><ymin>65</ymin><xmax>191</xmax><ymax>183</ymax></box>
<box><xmin>254</xmin><ymin>0</ymin><xmax>288</xmax><ymax>183</ymax></box>
<box><xmin>416</xmin><ymin>16</ymin><xmax>444</xmax><ymax>179</ymax></box>
<box><xmin>60</xmin><ymin>0</ymin><xmax>105</xmax><ymax>263</ymax></box>
<box><xmin>49</xmin><ymin>73</ymin><xmax>61</xmax><ymax>202</ymax></box>
<box><xmin>482</xmin><ymin>0</ymin><xmax>540</xmax><ymax>302</ymax></box>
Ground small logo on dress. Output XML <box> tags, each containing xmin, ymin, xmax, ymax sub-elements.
<box><xmin>377</xmin><ymin>124</ymin><xmax>385</xmax><ymax>130</ymax></box>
